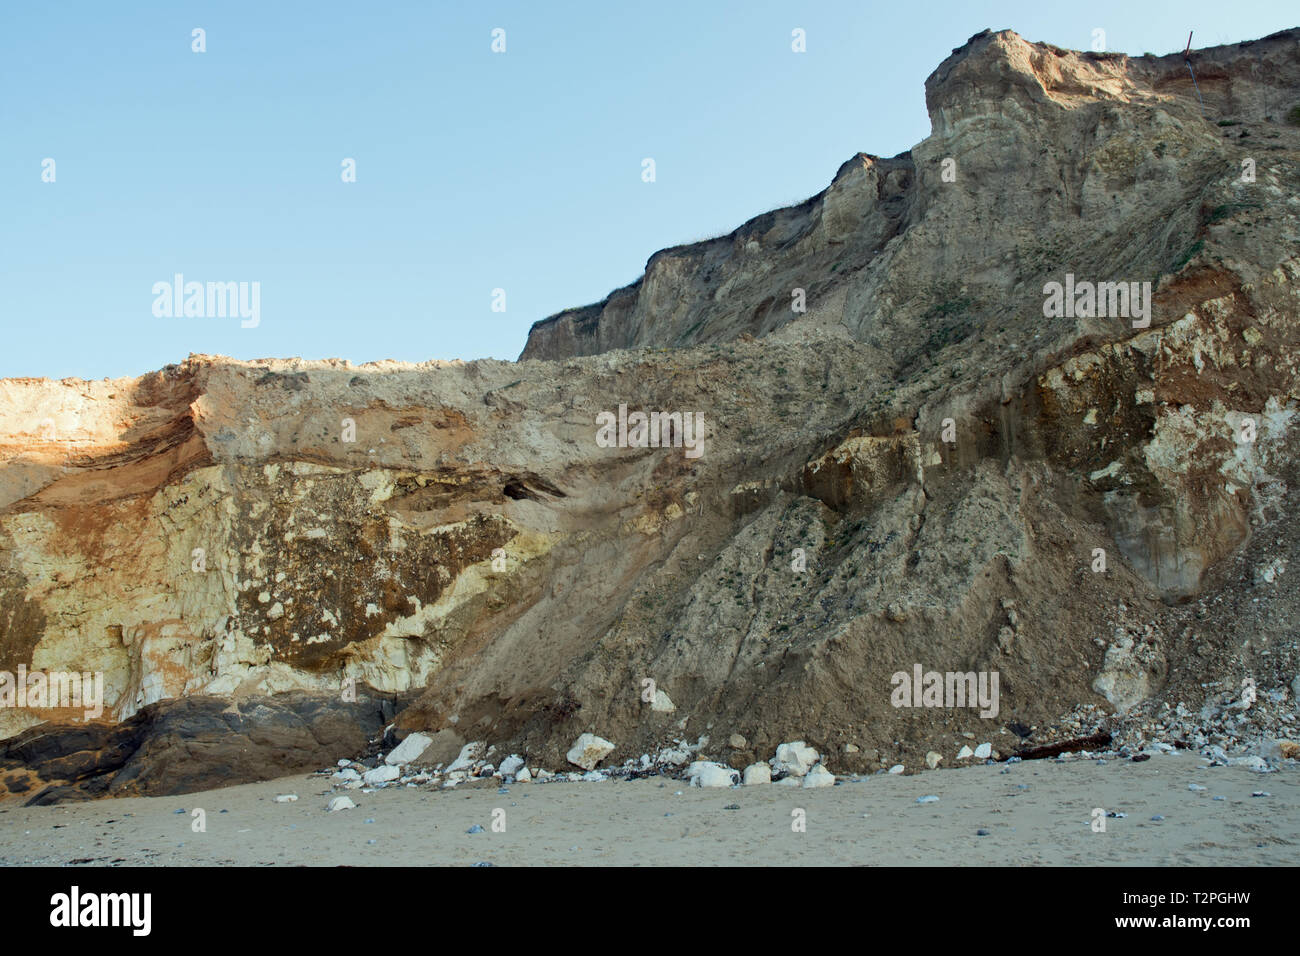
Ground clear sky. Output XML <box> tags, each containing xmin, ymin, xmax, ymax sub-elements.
<box><xmin>2</xmin><ymin>1</ymin><xmax>1294</xmax><ymax>380</ymax></box>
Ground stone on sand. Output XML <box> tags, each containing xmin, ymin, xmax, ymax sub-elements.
<box><xmin>384</xmin><ymin>732</ymin><xmax>433</xmax><ymax>766</ymax></box>
<box><xmin>771</xmin><ymin>741</ymin><xmax>819</xmax><ymax>777</ymax></box>
<box><xmin>802</xmin><ymin>764</ymin><xmax>835</xmax><ymax>788</ymax></box>
<box><xmin>688</xmin><ymin>761</ymin><xmax>739</xmax><ymax>788</ymax></box>
<box><xmin>567</xmin><ymin>733</ymin><xmax>616</xmax><ymax>770</ymax></box>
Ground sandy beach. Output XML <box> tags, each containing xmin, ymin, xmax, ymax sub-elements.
<box><xmin>2</xmin><ymin>754</ymin><xmax>1295</xmax><ymax>867</ymax></box>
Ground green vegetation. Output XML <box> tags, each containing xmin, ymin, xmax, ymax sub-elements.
<box><xmin>1207</xmin><ymin>201</ymin><xmax>1262</xmax><ymax>225</ymax></box>
<box><xmin>1172</xmin><ymin>239</ymin><xmax>1205</xmax><ymax>272</ymax></box>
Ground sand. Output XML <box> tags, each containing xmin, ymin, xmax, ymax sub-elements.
<box><xmin>1</xmin><ymin>755</ymin><xmax>1295</xmax><ymax>866</ymax></box>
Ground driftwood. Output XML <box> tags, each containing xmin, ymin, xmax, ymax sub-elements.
<box><xmin>1009</xmin><ymin>731</ymin><xmax>1112</xmax><ymax>761</ymax></box>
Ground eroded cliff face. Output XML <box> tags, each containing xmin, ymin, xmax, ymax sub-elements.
<box><xmin>3</xmin><ymin>27</ymin><xmax>1300</xmax><ymax>800</ymax></box>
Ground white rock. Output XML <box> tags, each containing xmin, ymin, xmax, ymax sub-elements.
<box><xmin>445</xmin><ymin>742</ymin><xmax>485</xmax><ymax>774</ymax></box>
<box><xmin>331</xmin><ymin>768</ymin><xmax>361</xmax><ymax>783</ymax></box>
<box><xmin>1255</xmin><ymin>557</ymin><xmax>1286</xmax><ymax>585</ymax></box>
<box><xmin>515</xmin><ymin>767</ymin><xmax>532</xmax><ymax>783</ymax></box>
<box><xmin>925</xmin><ymin>751</ymin><xmax>943</xmax><ymax>769</ymax></box>
<box><xmin>802</xmin><ymin>764</ymin><xmax>835</xmax><ymax>788</ymax></box>
<box><xmin>535</xmin><ymin>769</ymin><xmax>554</xmax><ymax>781</ymax></box>
<box><xmin>776</xmin><ymin>776</ymin><xmax>803</xmax><ymax>787</ymax></box>
<box><xmin>362</xmin><ymin>764</ymin><xmax>400</xmax><ymax>785</ymax></box>
<box><xmin>582</xmin><ymin>770</ymin><xmax>607</xmax><ymax>782</ymax></box>
<box><xmin>974</xmin><ymin>742</ymin><xmax>992</xmax><ymax>759</ymax></box>
<box><xmin>888</xmin><ymin>765</ymin><xmax>905</xmax><ymax>774</ymax></box>
<box><xmin>771</xmin><ymin>741</ymin><xmax>819</xmax><ymax>777</ymax></box>
<box><xmin>337</xmin><ymin>758</ymin><xmax>351</xmax><ymax>767</ymax></box>
<box><xmin>498</xmin><ymin>754</ymin><xmax>525</xmax><ymax>777</ymax></box>
<box><xmin>651</xmin><ymin>690</ymin><xmax>676</xmax><ymax>713</ymax></box>
<box><xmin>1231</xmin><ymin>755</ymin><xmax>1273</xmax><ymax>773</ymax></box>
<box><xmin>688</xmin><ymin>761</ymin><xmax>739</xmax><ymax>788</ymax></box>
<box><xmin>384</xmin><ymin>732</ymin><xmax>433</xmax><ymax>766</ymax></box>
<box><xmin>728</xmin><ymin>734</ymin><xmax>747</xmax><ymax>749</ymax></box>
<box><xmin>274</xmin><ymin>794</ymin><xmax>298</xmax><ymax>803</ymax></box>
<box><xmin>326</xmin><ymin>796</ymin><xmax>356</xmax><ymax>812</ymax></box>
<box><xmin>566</xmin><ymin>733</ymin><xmax>616</xmax><ymax>770</ymax></box>
<box><xmin>957</xmin><ymin>745</ymin><xmax>974</xmax><ymax>760</ymax></box>
<box><xmin>742</xmin><ymin>763</ymin><xmax>771</xmax><ymax>786</ymax></box>
<box><xmin>656</xmin><ymin>746</ymin><xmax>691</xmax><ymax>766</ymax></box>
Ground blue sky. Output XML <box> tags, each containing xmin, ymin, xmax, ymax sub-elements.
<box><xmin>2</xmin><ymin>1</ymin><xmax>1294</xmax><ymax>380</ymax></box>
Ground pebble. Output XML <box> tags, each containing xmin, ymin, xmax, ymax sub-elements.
<box><xmin>974</xmin><ymin>743</ymin><xmax>992</xmax><ymax>759</ymax></box>
<box><xmin>976</xmin><ymin>829</ymin><xmax>990</xmax><ymax>836</ymax></box>
<box><xmin>1213</xmin><ymin>796</ymin><xmax>1225</xmax><ymax>801</ymax></box>
<box><xmin>888</xmin><ymin>765</ymin><xmax>905</xmax><ymax>774</ymax></box>
<box><xmin>1151</xmin><ymin>815</ymin><xmax>1165</xmax><ymax>821</ymax></box>
<box><xmin>916</xmin><ymin>795</ymin><xmax>940</xmax><ymax>804</ymax></box>
<box><xmin>326</xmin><ymin>796</ymin><xmax>356</xmax><ymax>812</ymax></box>
<box><xmin>467</xmin><ymin>824</ymin><xmax>484</xmax><ymax>834</ymax></box>
<box><xmin>1188</xmin><ymin>784</ymin><xmax>1207</xmax><ymax>791</ymax></box>
<box><xmin>274</xmin><ymin>794</ymin><xmax>298</xmax><ymax>803</ymax></box>
<box><xmin>1251</xmin><ymin>791</ymin><xmax>1271</xmax><ymax>798</ymax></box>
<box><xmin>723</xmin><ymin>804</ymin><xmax>740</xmax><ymax>811</ymax></box>
<box><xmin>957</xmin><ymin>745</ymin><xmax>974</xmax><ymax>760</ymax></box>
